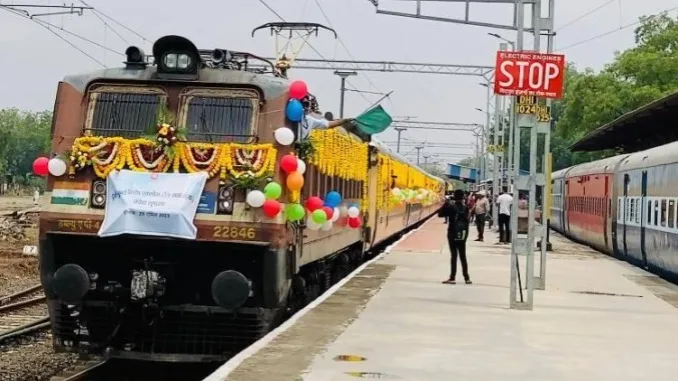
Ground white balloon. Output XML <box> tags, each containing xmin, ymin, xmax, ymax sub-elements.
<box><xmin>321</xmin><ymin>220</ymin><xmax>333</xmax><ymax>231</ymax></box>
<box><xmin>331</xmin><ymin>207</ymin><xmax>340</xmax><ymax>222</ymax></box>
<box><xmin>47</xmin><ymin>157</ymin><xmax>67</xmax><ymax>177</ymax></box>
<box><xmin>296</xmin><ymin>158</ymin><xmax>306</xmax><ymax>175</ymax></box>
<box><xmin>306</xmin><ymin>217</ymin><xmax>321</xmax><ymax>230</ymax></box>
<box><xmin>246</xmin><ymin>190</ymin><xmax>266</xmax><ymax>208</ymax></box>
<box><xmin>274</xmin><ymin>127</ymin><xmax>295</xmax><ymax>146</ymax></box>
<box><xmin>347</xmin><ymin>206</ymin><xmax>360</xmax><ymax>218</ymax></box>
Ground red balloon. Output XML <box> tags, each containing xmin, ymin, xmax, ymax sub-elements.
<box><xmin>32</xmin><ymin>157</ymin><xmax>49</xmax><ymax>176</ymax></box>
<box><xmin>305</xmin><ymin>196</ymin><xmax>324</xmax><ymax>212</ymax></box>
<box><xmin>322</xmin><ymin>206</ymin><xmax>333</xmax><ymax>220</ymax></box>
<box><xmin>289</xmin><ymin>80</ymin><xmax>308</xmax><ymax>100</ymax></box>
<box><xmin>262</xmin><ymin>199</ymin><xmax>282</xmax><ymax>218</ymax></box>
<box><xmin>348</xmin><ymin>217</ymin><xmax>361</xmax><ymax>229</ymax></box>
<box><xmin>280</xmin><ymin>154</ymin><xmax>298</xmax><ymax>174</ymax></box>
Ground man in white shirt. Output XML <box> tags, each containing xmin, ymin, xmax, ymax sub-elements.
<box><xmin>496</xmin><ymin>187</ymin><xmax>513</xmax><ymax>244</ymax></box>
<box><xmin>299</xmin><ymin>94</ymin><xmax>351</xmax><ymax>140</ymax></box>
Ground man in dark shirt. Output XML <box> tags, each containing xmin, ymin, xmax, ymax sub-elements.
<box><xmin>438</xmin><ymin>189</ymin><xmax>472</xmax><ymax>285</ymax></box>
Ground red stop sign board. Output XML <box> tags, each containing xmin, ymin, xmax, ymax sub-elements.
<box><xmin>493</xmin><ymin>51</ymin><xmax>566</xmax><ymax>99</ymax></box>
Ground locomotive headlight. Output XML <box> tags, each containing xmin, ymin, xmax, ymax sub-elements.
<box><xmin>90</xmin><ymin>180</ymin><xmax>106</xmax><ymax>209</ymax></box>
<box><xmin>162</xmin><ymin>53</ymin><xmax>193</xmax><ymax>70</ymax></box>
<box><xmin>163</xmin><ymin>53</ymin><xmax>178</xmax><ymax>68</ymax></box>
<box><xmin>177</xmin><ymin>54</ymin><xmax>191</xmax><ymax>69</ymax></box>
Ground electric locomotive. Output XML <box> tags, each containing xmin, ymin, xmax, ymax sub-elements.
<box><xmin>39</xmin><ymin>35</ymin><xmax>444</xmax><ymax>362</ymax></box>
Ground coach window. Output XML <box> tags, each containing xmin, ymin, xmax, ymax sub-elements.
<box><xmin>631</xmin><ymin>199</ymin><xmax>636</xmax><ymax>222</ymax></box>
<box><xmin>654</xmin><ymin>200</ymin><xmax>659</xmax><ymax>226</ymax></box>
<box><xmin>647</xmin><ymin>200</ymin><xmax>652</xmax><ymax>224</ymax></box>
<box><xmin>636</xmin><ymin>198</ymin><xmax>641</xmax><ymax>224</ymax></box>
<box><xmin>661</xmin><ymin>199</ymin><xmax>668</xmax><ymax>227</ymax></box>
<box><xmin>668</xmin><ymin>200</ymin><xmax>675</xmax><ymax>229</ymax></box>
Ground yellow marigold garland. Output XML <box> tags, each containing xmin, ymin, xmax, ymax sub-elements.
<box><xmin>68</xmin><ymin>137</ymin><xmax>278</xmax><ymax>181</ymax></box>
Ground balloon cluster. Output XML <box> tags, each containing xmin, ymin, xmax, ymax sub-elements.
<box><xmin>33</xmin><ymin>156</ymin><xmax>68</xmax><ymax>177</ymax></box>
<box><xmin>304</xmin><ymin>191</ymin><xmax>361</xmax><ymax>231</ymax></box>
<box><xmin>245</xmin><ymin>181</ymin><xmax>285</xmax><ymax>219</ymax></box>
<box><xmin>390</xmin><ymin>187</ymin><xmax>436</xmax><ymax>206</ymax></box>
<box><xmin>273</xmin><ymin>80</ymin><xmax>310</xmax><ymax>147</ymax></box>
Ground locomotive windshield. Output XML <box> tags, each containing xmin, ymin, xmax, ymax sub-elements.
<box><xmin>86</xmin><ymin>86</ymin><xmax>165</xmax><ymax>138</ymax></box>
<box><xmin>180</xmin><ymin>88</ymin><xmax>259</xmax><ymax>143</ymax></box>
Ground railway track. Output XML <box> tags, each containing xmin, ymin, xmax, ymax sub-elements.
<box><xmin>0</xmin><ymin>283</ymin><xmax>49</xmax><ymax>343</ymax></box>
<box><xmin>48</xmin><ymin>359</ymin><xmax>109</xmax><ymax>381</ymax></box>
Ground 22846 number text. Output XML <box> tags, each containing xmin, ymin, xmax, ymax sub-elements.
<box><xmin>212</xmin><ymin>226</ymin><xmax>257</xmax><ymax>240</ymax></box>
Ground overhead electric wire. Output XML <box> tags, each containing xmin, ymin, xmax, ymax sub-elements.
<box><xmin>312</xmin><ymin>0</ymin><xmax>384</xmax><ymax>94</ymax></box>
<box><xmin>560</xmin><ymin>6</ymin><xmax>678</xmax><ymax>50</ymax></box>
<box><xmin>555</xmin><ymin>0</ymin><xmax>616</xmax><ymax>32</ymax></box>
<box><xmin>256</xmin><ymin>0</ymin><xmax>377</xmax><ymax>106</ymax></box>
<box><xmin>79</xmin><ymin>0</ymin><xmax>132</xmax><ymax>46</ymax></box>
<box><xmin>81</xmin><ymin>2</ymin><xmax>150</xmax><ymax>43</ymax></box>
<box><xmin>0</xmin><ymin>5</ymin><xmax>108</xmax><ymax>66</ymax></box>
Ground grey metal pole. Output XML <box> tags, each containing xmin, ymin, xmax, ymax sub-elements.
<box><xmin>492</xmin><ymin>43</ymin><xmax>506</xmax><ymax>231</ymax></box>
<box><xmin>509</xmin><ymin>0</ymin><xmax>526</xmax><ymax>310</ymax></box>
<box><xmin>535</xmin><ymin>0</ymin><xmax>556</xmax><ymax>290</ymax></box>
<box><xmin>415</xmin><ymin>146</ymin><xmax>424</xmax><ymax>166</ymax></box>
<box><xmin>395</xmin><ymin>127</ymin><xmax>407</xmax><ymax>153</ymax></box>
<box><xmin>334</xmin><ymin>71</ymin><xmax>357</xmax><ymax>119</ymax></box>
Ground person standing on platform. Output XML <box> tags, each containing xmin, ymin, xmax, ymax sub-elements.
<box><xmin>473</xmin><ymin>190</ymin><xmax>490</xmax><ymax>242</ymax></box>
<box><xmin>496</xmin><ymin>187</ymin><xmax>513</xmax><ymax>244</ymax></box>
<box><xmin>438</xmin><ymin>189</ymin><xmax>472</xmax><ymax>285</ymax></box>
<box><xmin>467</xmin><ymin>192</ymin><xmax>476</xmax><ymax>223</ymax></box>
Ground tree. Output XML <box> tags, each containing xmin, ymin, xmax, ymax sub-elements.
<box><xmin>0</xmin><ymin>108</ymin><xmax>52</xmax><ymax>186</ymax></box>
<box><xmin>548</xmin><ymin>12</ymin><xmax>678</xmax><ymax>170</ymax></box>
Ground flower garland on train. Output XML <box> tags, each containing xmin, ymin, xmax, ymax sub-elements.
<box><xmin>377</xmin><ymin>153</ymin><xmax>444</xmax><ymax>210</ymax></box>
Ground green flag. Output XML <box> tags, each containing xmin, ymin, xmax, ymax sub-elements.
<box><xmin>354</xmin><ymin>105</ymin><xmax>393</xmax><ymax>135</ymax></box>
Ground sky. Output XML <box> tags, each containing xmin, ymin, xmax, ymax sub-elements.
<box><xmin>0</xmin><ymin>0</ymin><xmax>676</xmax><ymax>168</ymax></box>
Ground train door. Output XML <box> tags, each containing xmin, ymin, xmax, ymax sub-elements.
<box><xmin>622</xmin><ymin>173</ymin><xmax>631</xmax><ymax>256</ymax></box>
<box><xmin>640</xmin><ymin>171</ymin><xmax>648</xmax><ymax>268</ymax></box>
<box><xmin>603</xmin><ymin>175</ymin><xmax>610</xmax><ymax>249</ymax></box>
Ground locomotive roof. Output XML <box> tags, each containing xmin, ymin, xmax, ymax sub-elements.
<box><xmin>62</xmin><ymin>65</ymin><xmax>291</xmax><ymax>100</ymax></box>
<box><xmin>567</xmin><ymin>154</ymin><xmax>629</xmax><ymax>177</ymax></box>
<box><xmin>551</xmin><ymin>168</ymin><xmax>569</xmax><ymax>180</ymax></box>
<box><xmin>618</xmin><ymin>140</ymin><xmax>678</xmax><ymax>172</ymax></box>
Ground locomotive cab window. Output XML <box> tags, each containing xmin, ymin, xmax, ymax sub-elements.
<box><xmin>85</xmin><ymin>86</ymin><xmax>166</xmax><ymax>138</ymax></box>
<box><xmin>179</xmin><ymin>88</ymin><xmax>259</xmax><ymax>143</ymax></box>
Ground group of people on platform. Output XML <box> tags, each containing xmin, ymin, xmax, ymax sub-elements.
<box><xmin>438</xmin><ymin>187</ymin><xmax>515</xmax><ymax>285</ymax></box>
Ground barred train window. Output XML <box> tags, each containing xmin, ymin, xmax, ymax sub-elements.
<box><xmin>661</xmin><ymin>199</ymin><xmax>667</xmax><ymax>227</ymax></box>
<box><xmin>635</xmin><ymin>198</ymin><xmax>640</xmax><ymax>224</ymax></box>
<box><xmin>647</xmin><ymin>200</ymin><xmax>652</xmax><ymax>224</ymax></box>
<box><xmin>87</xmin><ymin>90</ymin><xmax>163</xmax><ymax>137</ymax></box>
<box><xmin>630</xmin><ymin>199</ymin><xmax>635</xmax><ymax>222</ymax></box>
<box><xmin>669</xmin><ymin>200</ymin><xmax>675</xmax><ymax>228</ymax></box>
<box><xmin>654</xmin><ymin>200</ymin><xmax>659</xmax><ymax>226</ymax></box>
<box><xmin>182</xmin><ymin>92</ymin><xmax>257</xmax><ymax>143</ymax></box>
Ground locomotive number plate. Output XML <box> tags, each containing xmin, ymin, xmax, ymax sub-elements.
<box><xmin>212</xmin><ymin>226</ymin><xmax>257</xmax><ymax>240</ymax></box>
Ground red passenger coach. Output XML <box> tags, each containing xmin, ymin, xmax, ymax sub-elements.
<box><xmin>565</xmin><ymin>157</ymin><xmax>621</xmax><ymax>254</ymax></box>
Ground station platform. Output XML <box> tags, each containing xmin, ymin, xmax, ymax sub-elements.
<box><xmin>206</xmin><ymin>217</ymin><xmax>678</xmax><ymax>381</ymax></box>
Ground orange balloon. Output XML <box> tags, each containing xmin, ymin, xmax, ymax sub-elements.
<box><xmin>286</xmin><ymin>171</ymin><xmax>304</xmax><ymax>191</ymax></box>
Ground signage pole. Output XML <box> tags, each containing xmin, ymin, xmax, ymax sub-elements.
<box><xmin>492</xmin><ymin>43</ymin><xmax>506</xmax><ymax>231</ymax></box>
<box><xmin>534</xmin><ymin>0</ymin><xmax>556</xmax><ymax>289</ymax></box>
<box><xmin>509</xmin><ymin>0</ymin><xmax>525</xmax><ymax>309</ymax></box>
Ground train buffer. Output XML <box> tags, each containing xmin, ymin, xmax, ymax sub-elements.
<box><xmin>204</xmin><ymin>218</ymin><xmax>678</xmax><ymax>381</ymax></box>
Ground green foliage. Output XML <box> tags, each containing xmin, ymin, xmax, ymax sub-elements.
<box><xmin>549</xmin><ymin>12</ymin><xmax>678</xmax><ymax>170</ymax></box>
<box><xmin>0</xmin><ymin>108</ymin><xmax>52</xmax><ymax>187</ymax></box>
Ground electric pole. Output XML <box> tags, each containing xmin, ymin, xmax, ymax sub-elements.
<box><xmin>334</xmin><ymin>70</ymin><xmax>357</xmax><ymax>118</ymax></box>
<box><xmin>394</xmin><ymin>127</ymin><xmax>407</xmax><ymax>153</ymax></box>
<box><xmin>415</xmin><ymin>146</ymin><xmax>424</xmax><ymax>166</ymax></box>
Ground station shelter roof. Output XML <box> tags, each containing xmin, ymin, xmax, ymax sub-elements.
<box><xmin>446</xmin><ymin>163</ymin><xmax>477</xmax><ymax>183</ymax></box>
<box><xmin>569</xmin><ymin>91</ymin><xmax>678</xmax><ymax>153</ymax></box>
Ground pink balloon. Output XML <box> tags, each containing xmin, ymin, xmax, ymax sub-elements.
<box><xmin>289</xmin><ymin>80</ymin><xmax>308</xmax><ymax>100</ymax></box>
<box><xmin>33</xmin><ymin>157</ymin><xmax>49</xmax><ymax>177</ymax></box>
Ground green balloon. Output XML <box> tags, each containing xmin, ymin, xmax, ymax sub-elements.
<box><xmin>264</xmin><ymin>182</ymin><xmax>282</xmax><ymax>200</ymax></box>
<box><xmin>311</xmin><ymin>209</ymin><xmax>327</xmax><ymax>224</ymax></box>
<box><xmin>285</xmin><ymin>203</ymin><xmax>305</xmax><ymax>221</ymax></box>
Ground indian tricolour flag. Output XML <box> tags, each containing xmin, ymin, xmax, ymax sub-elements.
<box><xmin>51</xmin><ymin>181</ymin><xmax>90</xmax><ymax>206</ymax></box>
